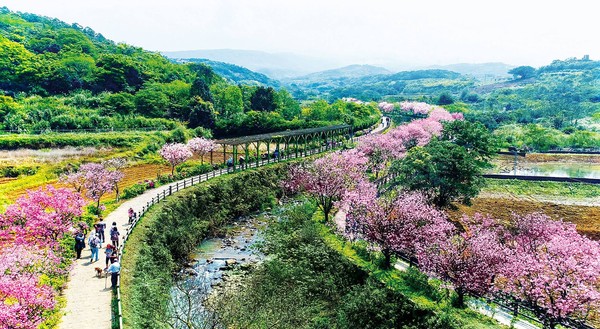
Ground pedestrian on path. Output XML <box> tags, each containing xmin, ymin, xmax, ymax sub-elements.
<box><xmin>104</xmin><ymin>244</ymin><xmax>115</xmax><ymax>267</ymax></box>
<box><xmin>106</xmin><ymin>258</ymin><xmax>121</xmax><ymax>289</ymax></box>
<box><xmin>74</xmin><ymin>231</ymin><xmax>85</xmax><ymax>259</ymax></box>
<box><xmin>110</xmin><ymin>226</ymin><xmax>120</xmax><ymax>248</ymax></box>
<box><xmin>128</xmin><ymin>207</ymin><xmax>134</xmax><ymax>224</ymax></box>
<box><xmin>88</xmin><ymin>233</ymin><xmax>101</xmax><ymax>263</ymax></box>
<box><xmin>97</xmin><ymin>218</ymin><xmax>106</xmax><ymax>243</ymax></box>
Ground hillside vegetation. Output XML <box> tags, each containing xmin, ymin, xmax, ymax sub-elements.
<box><xmin>0</xmin><ymin>7</ymin><xmax>379</xmax><ymax>137</ymax></box>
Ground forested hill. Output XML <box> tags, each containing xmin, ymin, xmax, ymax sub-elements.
<box><xmin>173</xmin><ymin>58</ymin><xmax>281</xmax><ymax>88</ymax></box>
<box><xmin>283</xmin><ymin>68</ymin><xmax>468</xmax><ymax>101</ymax></box>
<box><xmin>0</xmin><ymin>7</ymin><xmax>194</xmax><ymax>95</ymax></box>
<box><xmin>0</xmin><ymin>8</ymin><xmax>380</xmax><ymax>137</ymax></box>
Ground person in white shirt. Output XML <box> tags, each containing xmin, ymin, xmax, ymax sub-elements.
<box><xmin>106</xmin><ymin>258</ymin><xmax>121</xmax><ymax>288</ymax></box>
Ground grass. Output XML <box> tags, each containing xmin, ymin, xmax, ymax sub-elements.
<box><xmin>313</xmin><ymin>210</ymin><xmax>506</xmax><ymax>329</ymax></box>
<box><xmin>482</xmin><ymin>178</ymin><xmax>600</xmax><ymax>199</ymax></box>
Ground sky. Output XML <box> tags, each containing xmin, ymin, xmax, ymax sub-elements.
<box><xmin>2</xmin><ymin>0</ymin><xmax>598</xmax><ymax>68</ymax></box>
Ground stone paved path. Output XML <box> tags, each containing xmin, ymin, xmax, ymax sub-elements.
<box><xmin>59</xmin><ymin>118</ymin><xmax>389</xmax><ymax>329</ymax></box>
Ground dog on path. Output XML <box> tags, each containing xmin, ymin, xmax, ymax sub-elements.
<box><xmin>94</xmin><ymin>267</ymin><xmax>104</xmax><ymax>278</ymax></box>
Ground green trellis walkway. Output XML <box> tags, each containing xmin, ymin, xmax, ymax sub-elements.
<box><xmin>213</xmin><ymin>124</ymin><xmax>353</xmax><ymax>171</ymax></box>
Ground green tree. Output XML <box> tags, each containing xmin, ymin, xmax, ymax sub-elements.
<box><xmin>101</xmin><ymin>92</ymin><xmax>136</xmax><ymax>115</ymax></box>
<box><xmin>188</xmin><ymin>97</ymin><xmax>216</xmax><ymax>129</ymax></box>
<box><xmin>275</xmin><ymin>89</ymin><xmax>301</xmax><ymax>120</ymax></box>
<box><xmin>508</xmin><ymin>66</ymin><xmax>536</xmax><ymax>80</ymax></box>
<box><xmin>250</xmin><ymin>86</ymin><xmax>277</xmax><ymax>112</ymax></box>
<box><xmin>436</xmin><ymin>92</ymin><xmax>455</xmax><ymax>105</ymax></box>
<box><xmin>211</xmin><ymin>84</ymin><xmax>244</xmax><ymax>119</ymax></box>
<box><xmin>391</xmin><ymin>140</ymin><xmax>484</xmax><ymax>208</ymax></box>
<box><xmin>190</xmin><ymin>78</ymin><xmax>213</xmax><ymax>103</ymax></box>
<box><xmin>93</xmin><ymin>54</ymin><xmax>144</xmax><ymax>92</ymax></box>
<box><xmin>438</xmin><ymin>120</ymin><xmax>497</xmax><ymax>166</ymax></box>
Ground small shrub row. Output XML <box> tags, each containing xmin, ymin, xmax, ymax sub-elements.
<box><xmin>0</xmin><ymin>165</ymin><xmax>39</xmax><ymax>178</ymax></box>
<box><xmin>121</xmin><ymin>180</ymin><xmax>156</xmax><ymax>200</ymax></box>
<box><xmin>0</xmin><ymin>133</ymin><xmax>144</xmax><ymax>150</ymax></box>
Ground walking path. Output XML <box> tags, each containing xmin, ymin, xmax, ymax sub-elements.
<box><xmin>60</xmin><ymin>181</ymin><xmax>179</xmax><ymax>329</ymax></box>
<box><xmin>59</xmin><ymin>118</ymin><xmax>389</xmax><ymax>329</ymax></box>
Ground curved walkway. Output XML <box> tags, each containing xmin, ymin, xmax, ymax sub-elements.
<box><xmin>59</xmin><ymin>118</ymin><xmax>390</xmax><ymax>329</ymax></box>
<box><xmin>60</xmin><ymin>181</ymin><xmax>182</xmax><ymax>328</ymax></box>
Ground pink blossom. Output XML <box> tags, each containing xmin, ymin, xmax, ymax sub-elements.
<box><xmin>377</xmin><ymin>101</ymin><xmax>395</xmax><ymax>113</ymax></box>
<box><xmin>344</xmin><ymin>185</ymin><xmax>451</xmax><ymax>268</ymax></box>
<box><xmin>286</xmin><ymin>151</ymin><xmax>367</xmax><ymax>222</ymax></box>
<box><xmin>187</xmin><ymin>137</ymin><xmax>217</xmax><ymax>164</ymax></box>
<box><xmin>159</xmin><ymin>143</ymin><xmax>193</xmax><ymax>174</ymax></box>
<box><xmin>0</xmin><ymin>186</ymin><xmax>85</xmax><ymax>246</ymax></box>
<box><xmin>400</xmin><ymin>101</ymin><xmax>432</xmax><ymax>115</ymax></box>
<box><xmin>496</xmin><ymin>213</ymin><xmax>600</xmax><ymax>324</ymax></box>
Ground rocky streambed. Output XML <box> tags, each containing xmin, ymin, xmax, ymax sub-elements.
<box><xmin>168</xmin><ymin>210</ymin><xmax>272</xmax><ymax>327</ymax></box>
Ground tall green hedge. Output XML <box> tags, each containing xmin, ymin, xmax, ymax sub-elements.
<box><xmin>121</xmin><ymin>163</ymin><xmax>290</xmax><ymax>328</ymax></box>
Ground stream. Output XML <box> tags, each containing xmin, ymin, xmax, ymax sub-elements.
<box><xmin>167</xmin><ymin>211</ymin><xmax>271</xmax><ymax>328</ymax></box>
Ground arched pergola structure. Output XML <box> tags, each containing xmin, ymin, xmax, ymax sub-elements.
<box><xmin>213</xmin><ymin>125</ymin><xmax>353</xmax><ymax>171</ymax></box>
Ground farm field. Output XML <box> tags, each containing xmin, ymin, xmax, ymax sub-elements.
<box><xmin>450</xmin><ymin>196</ymin><xmax>600</xmax><ymax>240</ymax></box>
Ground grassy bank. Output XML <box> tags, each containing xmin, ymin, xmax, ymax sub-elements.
<box><xmin>120</xmin><ymin>163</ymin><xmax>290</xmax><ymax>328</ymax></box>
<box><xmin>314</xmin><ymin>212</ymin><xmax>504</xmax><ymax>329</ymax></box>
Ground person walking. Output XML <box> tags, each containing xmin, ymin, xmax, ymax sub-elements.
<box><xmin>88</xmin><ymin>233</ymin><xmax>101</xmax><ymax>263</ymax></box>
<box><xmin>106</xmin><ymin>258</ymin><xmax>121</xmax><ymax>289</ymax></box>
<box><xmin>104</xmin><ymin>244</ymin><xmax>115</xmax><ymax>267</ymax></box>
<box><xmin>74</xmin><ymin>231</ymin><xmax>86</xmax><ymax>259</ymax></box>
<box><xmin>128</xmin><ymin>207</ymin><xmax>134</xmax><ymax>224</ymax></box>
<box><xmin>110</xmin><ymin>226</ymin><xmax>120</xmax><ymax>248</ymax></box>
<box><xmin>97</xmin><ymin>218</ymin><xmax>106</xmax><ymax>243</ymax></box>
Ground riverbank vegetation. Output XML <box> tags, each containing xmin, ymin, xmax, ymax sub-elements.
<box><xmin>120</xmin><ymin>164</ymin><xmax>290</xmax><ymax>328</ymax></box>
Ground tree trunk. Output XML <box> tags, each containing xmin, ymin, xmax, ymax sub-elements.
<box><xmin>455</xmin><ymin>287</ymin><xmax>465</xmax><ymax>308</ymax></box>
<box><xmin>383</xmin><ymin>248</ymin><xmax>391</xmax><ymax>269</ymax></box>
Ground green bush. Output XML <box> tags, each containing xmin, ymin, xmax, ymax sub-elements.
<box><xmin>122</xmin><ymin>183</ymin><xmax>147</xmax><ymax>200</ymax></box>
<box><xmin>0</xmin><ymin>132</ymin><xmax>144</xmax><ymax>149</ymax></box>
<box><xmin>0</xmin><ymin>165</ymin><xmax>39</xmax><ymax>178</ymax></box>
<box><xmin>175</xmin><ymin>162</ymin><xmax>213</xmax><ymax>177</ymax></box>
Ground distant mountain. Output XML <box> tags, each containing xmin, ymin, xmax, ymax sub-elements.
<box><xmin>282</xmin><ymin>69</ymin><xmax>469</xmax><ymax>101</ymax></box>
<box><xmin>173</xmin><ymin>58</ymin><xmax>280</xmax><ymax>87</ymax></box>
<box><xmin>292</xmin><ymin>64</ymin><xmax>392</xmax><ymax>80</ymax></box>
<box><xmin>161</xmin><ymin>49</ymin><xmax>341</xmax><ymax>79</ymax></box>
<box><xmin>426</xmin><ymin>62</ymin><xmax>515</xmax><ymax>78</ymax></box>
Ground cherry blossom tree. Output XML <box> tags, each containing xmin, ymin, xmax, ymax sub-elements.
<box><xmin>344</xmin><ymin>183</ymin><xmax>451</xmax><ymax>268</ymax></box>
<box><xmin>496</xmin><ymin>213</ymin><xmax>600</xmax><ymax>328</ymax></box>
<box><xmin>0</xmin><ymin>272</ymin><xmax>56</xmax><ymax>329</ymax></box>
<box><xmin>83</xmin><ymin>163</ymin><xmax>124</xmax><ymax>210</ymax></box>
<box><xmin>102</xmin><ymin>157</ymin><xmax>127</xmax><ymax>201</ymax></box>
<box><xmin>60</xmin><ymin>167</ymin><xmax>85</xmax><ymax>193</ymax></box>
<box><xmin>187</xmin><ymin>137</ymin><xmax>217</xmax><ymax>164</ymax></box>
<box><xmin>286</xmin><ymin>150</ymin><xmax>367</xmax><ymax>223</ymax></box>
<box><xmin>377</xmin><ymin>101</ymin><xmax>395</xmax><ymax>113</ymax></box>
<box><xmin>400</xmin><ymin>101</ymin><xmax>432</xmax><ymax>115</ymax></box>
<box><xmin>159</xmin><ymin>143</ymin><xmax>193</xmax><ymax>175</ymax></box>
<box><xmin>417</xmin><ymin>214</ymin><xmax>506</xmax><ymax>307</ymax></box>
<box><xmin>0</xmin><ymin>186</ymin><xmax>85</xmax><ymax>246</ymax></box>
